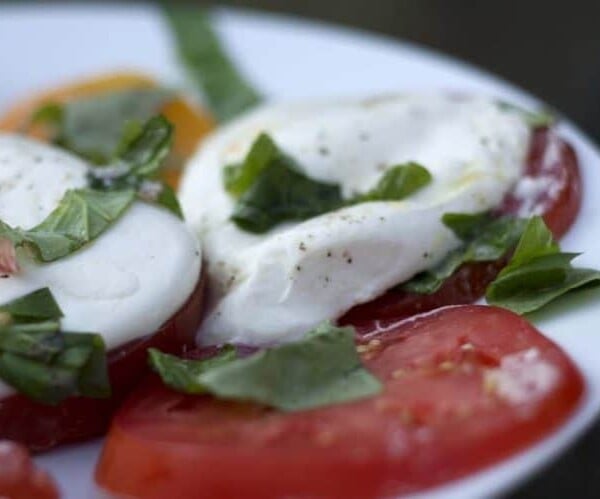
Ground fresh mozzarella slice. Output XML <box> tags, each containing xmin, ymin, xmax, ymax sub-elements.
<box><xmin>179</xmin><ymin>94</ymin><xmax>530</xmax><ymax>346</ymax></box>
<box><xmin>0</xmin><ymin>134</ymin><xmax>201</xmax><ymax>397</ymax></box>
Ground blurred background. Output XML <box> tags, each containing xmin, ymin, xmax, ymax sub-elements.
<box><xmin>214</xmin><ymin>0</ymin><xmax>600</xmax><ymax>142</ymax></box>
<box><xmin>7</xmin><ymin>0</ymin><xmax>600</xmax><ymax>497</ymax></box>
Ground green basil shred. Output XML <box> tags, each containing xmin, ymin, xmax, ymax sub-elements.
<box><xmin>149</xmin><ymin>322</ymin><xmax>382</xmax><ymax>412</ymax></box>
<box><xmin>164</xmin><ymin>6</ymin><xmax>261</xmax><ymax>122</ymax></box>
<box><xmin>0</xmin><ymin>189</ymin><xmax>136</xmax><ymax>263</ymax></box>
<box><xmin>31</xmin><ymin>88</ymin><xmax>174</xmax><ymax>164</ymax></box>
<box><xmin>0</xmin><ymin>288</ymin><xmax>110</xmax><ymax>404</ymax></box>
<box><xmin>403</xmin><ymin>213</ymin><xmax>527</xmax><ymax>294</ymax></box>
<box><xmin>225</xmin><ymin>133</ymin><xmax>432</xmax><ymax>233</ymax></box>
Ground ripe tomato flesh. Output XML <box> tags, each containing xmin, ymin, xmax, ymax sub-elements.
<box><xmin>95</xmin><ymin>305</ymin><xmax>584</xmax><ymax>499</ymax></box>
<box><xmin>0</xmin><ymin>440</ymin><xmax>58</xmax><ymax>499</ymax></box>
<box><xmin>0</xmin><ymin>271</ymin><xmax>205</xmax><ymax>452</ymax></box>
<box><xmin>340</xmin><ymin>129</ymin><xmax>581</xmax><ymax>332</ymax></box>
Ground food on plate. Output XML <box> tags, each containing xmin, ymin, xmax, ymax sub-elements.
<box><xmin>0</xmin><ymin>440</ymin><xmax>58</xmax><ymax>499</ymax></box>
<box><xmin>96</xmin><ymin>305</ymin><xmax>584</xmax><ymax>498</ymax></box>
<box><xmin>0</xmin><ymin>116</ymin><xmax>204</xmax><ymax>451</ymax></box>
<box><xmin>178</xmin><ymin>94</ymin><xmax>584</xmax><ymax>345</ymax></box>
<box><xmin>0</xmin><ymin>72</ymin><xmax>214</xmax><ymax>188</ymax></box>
<box><xmin>0</xmin><ymin>6</ymin><xmax>594</xmax><ymax>497</ymax></box>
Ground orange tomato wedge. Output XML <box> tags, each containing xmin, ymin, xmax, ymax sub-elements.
<box><xmin>0</xmin><ymin>72</ymin><xmax>214</xmax><ymax>188</ymax></box>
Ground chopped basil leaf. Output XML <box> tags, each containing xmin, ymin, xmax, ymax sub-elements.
<box><xmin>155</xmin><ymin>184</ymin><xmax>184</xmax><ymax>219</ymax></box>
<box><xmin>149</xmin><ymin>322</ymin><xmax>382</xmax><ymax>412</ymax></box>
<box><xmin>32</xmin><ymin>88</ymin><xmax>173</xmax><ymax>164</ymax></box>
<box><xmin>224</xmin><ymin>133</ymin><xmax>279</xmax><ymax>198</ymax></box>
<box><xmin>164</xmin><ymin>6</ymin><xmax>261</xmax><ymax>122</ymax></box>
<box><xmin>486</xmin><ymin>217</ymin><xmax>600</xmax><ymax>313</ymax></box>
<box><xmin>357</xmin><ymin>162</ymin><xmax>431</xmax><ymax>202</ymax></box>
<box><xmin>231</xmin><ymin>159</ymin><xmax>344</xmax><ymax>234</ymax></box>
<box><xmin>0</xmin><ymin>289</ymin><xmax>109</xmax><ymax>404</ymax></box>
<box><xmin>148</xmin><ymin>345</ymin><xmax>237</xmax><ymax>394</ymax></box>
<box><xmin>0</xmin><ymin>188</ymin><xmax>136</xmax><ymax>263</ymax></box>
<box><xmin>0</xmin><ymin>288</ymin><xmax>62</xmax><ymax>321</ymax></box>
<box><xmin>225</xmin><ymin>134</ymin><xmax>432</xmax><ymax>233</ymax></box>
<box><xmin>403</xmin><ymin>213</ymin><xmax>526</xmax><ymax>294</ymax></box>
<box><xmin>88</xmin><ymin>115</ymin><xmax>183</xmax><ymax>218</ymax></box>
<box><xmin>0</xmin><ymin>321</ymin><xmax>62</xmax><ymax>362</ymax></box>
<box><xmin>497</xmin><ymin>101</ymin><xmax>555</xmax><ymax>128</ymax></box>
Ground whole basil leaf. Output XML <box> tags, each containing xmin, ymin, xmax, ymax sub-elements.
<box><xmin>164</xmin><ymin>6</ymin><xmax>261</xmax><ymax>122</ymax></box>
<box><xmin>0</xmin><ymin>189</ymin><xmax>136</xmax><ymax>263</ymax></box>
<box><xmin>486</xmin><ymin>217</ymin><xmax>600</xmax><ymax>313</ymax></box>
<box><xmin>149</xmin><ymin>322</ymin><xmax>382</xmax><ymax>412</ymax></box>
<box><xmin>33</xmin><ymin>88</ymin><xmax>173</xmax><ymax>164</ymax></box>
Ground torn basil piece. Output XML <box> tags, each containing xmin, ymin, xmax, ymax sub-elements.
<box><xmin>164</xmin><ymin>6</ymin><xmax>261</xmax><ymax>122</ymax></box>
<box><xmin>0</xmin><ymin>289</ymin><xmax>110</xmax><ymax>404</ymax></box>
<box><xmin>356</xmin><ymin>162</ymin><xmax>431</xmax><ymax>202</ymax></box>
<box><xmin>148</xmin><ymin>345</ymin><xmax>237</xmax><ymax>394</ymax></box>
<box><xmin>0</xmin><ymin>287</ymin><xmax>63</xmax><ymax>322</ymax></box>
<box><xmin>149</xmin><ymin>322</ymin><xmax>382</xmax><ymax>412</ymax></box>
<box><xmin>88</xmin><ymin>115</ymin><xmax>183</xmax><ymax>218</ymax></box>
<box><xmin>0</xmin><ymin>188</ymin><xmax>136</xmax><ymax>264</ymax></box>
<box><xmin>31</xmin><ymin>88</ymin><xmax>174</xmax><ymax>164</ymax></box>
<box><xmin>403</xmin><ymin>213</ymin><xmax>526</xmax><ymax>294</ymax></box>
<box><xmin>224</xmin><ymin>133</ymin><xmax>432</xmax><ymax>233</ymax></box>
<box><xmin>486</xmin><ymin>217</ymin><xmax>600</xmax><ymax>314</ymax></box>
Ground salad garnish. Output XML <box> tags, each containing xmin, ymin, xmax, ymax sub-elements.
<box><xmin>0</xmin><ymin>288</ymin><xmax>109</xmax><ymax>405</ymax></box>
<box><xmin>403</xmin><ymin>213</ymin><xmax>526</xmax><ymax>294</ymax></box>
<box><xmin>31</xmin><ymin>88</ymin><xmax>173</xmax><ymax>164</ymax></box>
<box><xmin>486</xmin><ymin>216</ymin><xmax>600</xmax><ymax>313</ymax></box>
<box><xmin>88</xmin><ymin>115</ymin><xmax>183</xmax><ymax>218</ymax></box>
<box><xmin>0</xmin><ymin>188</ymin><xmax>135</xmax><ymax>266</ymax></box>
<box><xmin>149</xmin><ymin>322</ymin><xmax>382</xmax><ymax>411</ymax></box>
<box><xmin>0</xmin><ymin>115</ymin><xmax>183</xmax><ymax>272</ymax></box>
<box><xmin>226</xmin><ymin>133</ymin><xmax>432</xmax><ymax>233</ymax></box>
<box><xmin>164</xmin><ymin>6</ymin><xmax>261</xmax><ymax>122</ymax></box>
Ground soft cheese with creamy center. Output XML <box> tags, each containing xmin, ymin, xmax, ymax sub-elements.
<box><xmin>0</xmin><ymin>134</ymin><xmax>201</xmax><ymax>397</ymax></box>
<box><xmin>179</xmin><ymin>94</ymin><xmax>530</xmax><ymax>346</ymax></box>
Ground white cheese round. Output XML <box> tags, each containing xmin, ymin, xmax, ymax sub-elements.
<box><xmin>179</xmin><ymin>94</ymin><xmax>530</xmax><ymax>346</ymax></box>
<box><xmin>0</xmin><ymin>134</ymin><xmax>201</xmax><ymax>398</ymax></box>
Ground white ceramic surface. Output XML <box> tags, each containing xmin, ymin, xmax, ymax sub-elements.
<box><xmin>1</xmin><ymin>3</ymin><xmax>600</xmax><ymax>498</ymax></box>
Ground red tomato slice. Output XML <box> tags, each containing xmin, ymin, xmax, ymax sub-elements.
<box><xmin>0</xmin><ymin>271</ymin><xmax>206</xmax><ymax>452</ymax></box>
<box><xmin>340</xmin><ymin>128</ymin><xmax>581</xmax><ymax>332</ymax></box>
<box><xmin>0</xmin><ymin>440</ymin><xmax>58</xmax><ymax>499</ymax></box>
<box><xmin>95</xmin><ymin>305</ymin><xmax>584</xmax><ymax>499</ymax></box>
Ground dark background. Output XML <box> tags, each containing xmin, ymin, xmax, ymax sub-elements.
<box><xmin>207</xmin><ymin>1</ymin><xmax>600</xmax><ymax>498</ymax></box>
<box><xmin>213</xmin><ymin>0</ymin><xmax>600</xmax><ymax>142</ymax></box>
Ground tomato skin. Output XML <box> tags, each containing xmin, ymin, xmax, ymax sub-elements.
<box><xmin>340</xmin><ymin>128</ymin><xmax>581</xmax><ymax>333</ymax></box>
<box><xmin>0</xmin><ymin>271</ymin><xmax>205</xmax><ymax>453</ymax></box>
<box><xmin>501</xmin><ymin>128</ymin><xmax>581</xmax><ymax>240</ymax></box>
<box><xmin>0</xmin><ymin>441</ymin><xmax>58</xmax><ymax>499</ymax></box>
<box><xmin>95</xmin><ymin>305</ymin><xmax>584</xmax><ymax>499</ymax></box>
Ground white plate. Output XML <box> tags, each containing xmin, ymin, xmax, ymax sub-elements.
<box><xmin>1</xmin><ymin>3</ymin><xmax>600</xmax><ymax>498</ymax></box>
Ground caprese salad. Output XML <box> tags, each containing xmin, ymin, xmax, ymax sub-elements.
<box><xmin>0</xmin><ymin>5</ymin><xmax>597</xmax><ymax>499</ymax></box>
